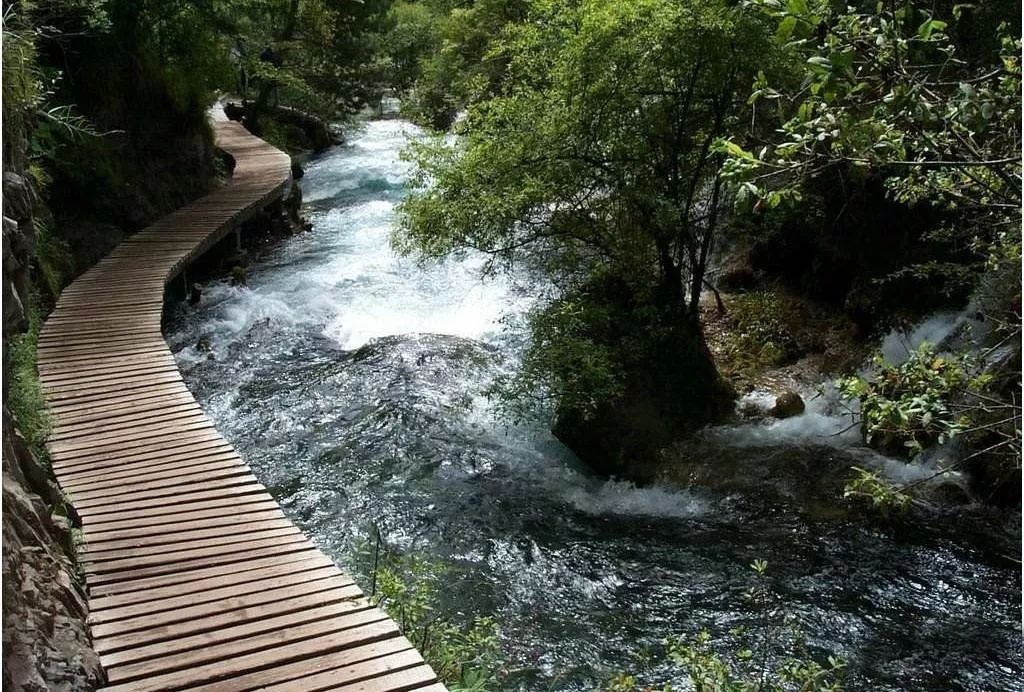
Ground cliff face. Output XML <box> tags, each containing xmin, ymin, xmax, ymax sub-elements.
<box><xmin>2</xmin><ymin>169</ymin><xmax>102</xmax><ymax>691</ymax></box>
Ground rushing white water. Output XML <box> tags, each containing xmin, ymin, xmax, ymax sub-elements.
<box><xmin>167</xmin><ymin>119</ymin><xmax>1021</xmax><ymax>691</ymax></box>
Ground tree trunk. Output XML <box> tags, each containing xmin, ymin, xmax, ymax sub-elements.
<box><xmin>246</xmin><ymin>0</ymin><xmax>300</xmax><ymax>135</ymax></box>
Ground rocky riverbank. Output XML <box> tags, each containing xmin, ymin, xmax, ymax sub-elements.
<box><xmin>2</xmin><ymin>171</ymin><xmax>102</xmax><ymax>691</ymax></box>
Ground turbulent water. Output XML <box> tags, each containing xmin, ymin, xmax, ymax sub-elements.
<box><xmin>166</xmin><ymin>120</ymin><xmax>1022</xmax><ymax>691</ymax></box>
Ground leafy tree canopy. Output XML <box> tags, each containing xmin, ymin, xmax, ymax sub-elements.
<box><xmin>397</xmin><ymin>0</ymin><xmax>778</xmax><ymax>418</ymax></box>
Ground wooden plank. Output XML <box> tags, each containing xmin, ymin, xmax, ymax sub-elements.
<box><xmin>50</xmin><ymin>408</ymin><xmax>208</xmax><ymax>444</ymax></box>
<box><xmin>63</xmin><ymin>455</ymin><xmax>245</xmax><ymax>493</ymax></box>
<box><xmin>99</xmin><ymin>618</ymin><xmax>399</xmax><ymax>692</ymax></box>
<box><xmin>80</xmin><ymin>522</ymin><xmax>299</xmax><ymax>563</ymax></box>
<box><xmin>50</xmin><ymin>418</ymin><xmax>214</xmax><ymax>457</ymax></box>
<box><xmin>260</xmin><ymin>651</ymin><xmax>432</xmax><ymax>692</ymax></box>
<box><xmin>101</xmin><ymin>601</ymin><xmax>386</xmax><ymax>674</ymax></box>
<box><xmin>83</xmin><ymin>508</ymin><xmax>286</xmax><ymax>545</ymax></box>
<box><xmin>41</xmin><ymin>361</ymin><xmax>182</xmax><ymax>389</ymax></box>
<box><xmin>72</xmin><ymin>470</ymin><xmax>258</xmax><ymax>506</ymax></box>
<box><xmin>80</xmin><ymin>497</ymin><xmax>280</xmax><ymax>535</ymax></box>
<box><xmin>49</xmin><ymin>418</ymin><xmax>215</xmax><ymax>458</ymax></box>
<box><xmin>52</xmin><ymin>429</ymin><xmax>229</xmax><ymax>471</ymax></box>
<box><xmin>46</xmin><ymin>394</ymin><xmax>199</xmax><ymax>425</ymax></box>
<box><xmin>105</xmin><ymin>609</ymin><xmax>394</xmax><ymax>685</ymax></box>
<box><xmin>60</xmin><ymin>450</ymin><xmax>241</xmax><ymax>489</ymax></box>
<box><xmin>84</xmin><ymin>534</ymin><xmax>312</xmax><ymax>585</ymax></box>
<box><xmin>92</xmin><ymin>581</ymin><xmax>364</xmax><ymax>649</ymax></box>
<box><xmin>89</xmin><ymin>564</ymin><xmax>342</xmax><ymax>625</ymax></box>
<box><xmin>75</xmin><ymin>482</ymin><xmax>269</xmax><ymax>520</ymax></box>
<box><xmin>88</xmin><ymin>548</ymin><xmax>323</xmax><ymax>598</ymax></box>
<box><xmin>89</xmin><ymin>552</ymin><xmax>333</xmax><ymax>612</ymax></box>
<box><xmin>178</xmin><ymin>637</ymin><xmax>411</xmax><ymax>692</ymax></box>
<box><xmin>46</xmin><ymin>382</ymin><xmax>190</xmax><ymax>414</ymax></box>
<box><xmin>81</xmin><ymin>516</ymin><xmax>293</xmax><ymax>557</ymax></box>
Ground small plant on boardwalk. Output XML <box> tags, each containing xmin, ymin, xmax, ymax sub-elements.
<box><xmin>359</xmin><ymin>537</ymin><xmax>503</xmax><ymax>691</ymax></box>
<box><xmin>605</xmin><ymin>561</ymin><xmax>844</xmax><ymax>692</ymax></box>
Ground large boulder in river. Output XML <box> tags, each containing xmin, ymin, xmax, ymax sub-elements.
<box><xmin>551</xmin><ymin>276</ymin><xmax>736</xmax><ymax>482</ymax></box>
<box><xmin>770</xmin><ymin>391</ymin><xmax>805</xmax><ymax>418</ymax></box>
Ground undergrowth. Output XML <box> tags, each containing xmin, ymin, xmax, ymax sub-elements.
<box><xmin>605</xmin><ymin>561</ymin><xmax>845</xmax><ymax>692</ymax></box>
<box><xmin>707</xmin><ymin>287</ymin><xmax>856</xmax><ymax>391</ymax></box>
<box><xmin>356</xmin><ymin>536</ymin><xmax>503</xmax><ymax>691</ymax></box>
<box><xmin>8</xmin><ymin>294</ymin><xmax>51</xmax><ymax>463</ymax></box>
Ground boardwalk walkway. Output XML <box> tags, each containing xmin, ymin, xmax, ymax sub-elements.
<box><xmin>37</xmin><ymin>121</ymin><xmax>444</xmax><ymax>692</ymax></box>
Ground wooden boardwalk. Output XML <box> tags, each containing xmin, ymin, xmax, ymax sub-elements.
<box><xmin>37</xmin><ymin>121</ymin><xmax>444</xmax><ymax>692</ymax></box>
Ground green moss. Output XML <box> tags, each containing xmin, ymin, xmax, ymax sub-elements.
<box><xmin>713</xmin><ymin>289</ymin><xmax>801</xmax><ymax>388</ymax></box>
<box><xmin>34</xmin><ymin>220</ymin><xmax>74</xmax><ymax>304</ymax></box>
<box><xmin>708</xmin><ymin>287</ymin><xmax>860</xmax><ymax>391</ymax></box>
<box><xmin>8</xmin><ymin>296</ymin><xmax>51</xmax><ymax>464</ymax></box>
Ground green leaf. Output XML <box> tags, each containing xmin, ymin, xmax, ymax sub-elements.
<box><xmin>917</xmin><ymin>18</ymin><xmax>947</xmax><ymax>40</ymax></box>
<box><xmin>776</xmin><ymin>15</ymin><xmax>797</xmax><ymax>42</ymax></box>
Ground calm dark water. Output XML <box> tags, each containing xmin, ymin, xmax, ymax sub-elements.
<box><xmin>167</xmin><ymin>120</ymin><xmax>1022</xmax><ymax>691</ymax></box>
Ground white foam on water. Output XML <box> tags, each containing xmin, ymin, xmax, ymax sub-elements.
<box><xmin>302</xmin><ymin>120</ymin><xmax>419</xmax><ymax>203</ymax></box>
<box><xmin>180</xmin><ymin>120</ymin><xmax>534</xmax><ymax>355</ymax></box>
<box><xmin>712</xmin><ymin>383</ymin><xmax>862</xmax><ymax>447</ymax></box>
<box><xmin>565</xmin><ymin>479</ymin><xmax>710</xmax><ymax>519</ymax></box>
<box><xmin>877</xmin><ymin>306</ymin><xmax>977</xmax><ymax>365</ymax></box>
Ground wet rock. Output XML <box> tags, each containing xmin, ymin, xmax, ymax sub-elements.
<box><xmin>932</xmin><ymin>481</ymin><xmax>972</xmax><ymax>506</ymax></box>
<box><xmin>3</xmin><ymin>217</ymin><xmax>28</xmax><ymax>336</ymax></box>
<box><xmin>196</xmin><ymin>335</ymin><xmax>213</xmax><ymax>352</ymax></box>
<box><xmin>189</xmin><ymin>282</ymin><xmax>203</xmax><ymax>306</ymax></box>
<box><xmin>230</xmin><ymin>265</ymin><xmax>248</xmax><ymax>286</ymax></box>
<box><xmin>770</xmin><ymin>390</ymin><xmax>805</xmax><ymax>418</ymax></box>
<box><xmin>3</xmin><ymin>172</ymin><xmax>36</xmax><ymax>223</ymax></box>
<box><xmin>717</xmin><ymin>246</ymin><xmax>757</xmax><ymax>292</ymax></box>
<box><xmin>3</xmin><ymin>436</ymin><xmax>103</xmax><ymax>691</ymax></box>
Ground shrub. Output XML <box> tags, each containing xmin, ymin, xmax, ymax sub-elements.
<box><xmin>358</xmin><ymin>540</ymin><xmax>503</xmax><ymax>691</ymax></box>
<box><xmin>838</xmin><ymin>343</ymin><xmax>981</xmax><ymax>458</ymax></box>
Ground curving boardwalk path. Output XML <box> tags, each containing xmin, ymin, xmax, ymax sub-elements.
<box><xmin>37</xmin><ymin>121</ymin><xmax>444</xmax><ymax>692</ymax></box>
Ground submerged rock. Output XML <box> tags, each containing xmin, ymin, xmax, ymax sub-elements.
<box><xmin>770</xmin><ymin>390</ymin><xmax>805</xmax><ymax>418</ymax></box>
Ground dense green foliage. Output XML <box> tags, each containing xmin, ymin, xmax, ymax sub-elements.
<box><xmin>393</xmin><ymin>0</ymin><xmax>1020</xmax><ymax>501</ymax></box>
<box><xmin>224</xmin><ymin>0</ymin><xmax>392</xmax><ymax>134</ymax></box>
<box><xmin>397</xmin><ymin>0</ymin><xmax>781</xmax><ymax>426</ymax></box>
<box><xmin>379</xmin><ymin>0</ymin><xmax>527</xmax><ymax>129</ymax></box>
<box><xmin>839</xmin><ymin>341</ymin><xmax>1020</xmax><ymax>508</ymax></box>
<box><xmin>840</xmin><ymin>344</ymin><xmax>979</xmax><ymax>456</ymax></box>
<box><xmin>2</xmin><ymin>0</ymin><xmax>1020</xmax><ymax>685</ymax></box>
<box><xmin>721</xmin><ymin>1</ymin><xmax>1021</xmax><ymax>299</ymax></box>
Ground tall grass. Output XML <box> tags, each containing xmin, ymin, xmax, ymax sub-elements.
<box><xmin>8</xmin><ymin>297</ymin><xmax>51</xmax><ymax>463</ymax></box>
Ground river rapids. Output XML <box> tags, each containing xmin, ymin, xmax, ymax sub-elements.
<box><xmin>166</xmin><ymin>119</ymin><xmax>1022</xmax><ymax>691</ymax></box>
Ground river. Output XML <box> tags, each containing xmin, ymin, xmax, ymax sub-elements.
<box><xmin>166</xmin><ymin>119</ymin><xmax>1022</xmax><ymax>691</ymax></box>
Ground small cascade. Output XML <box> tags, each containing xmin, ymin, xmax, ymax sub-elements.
<box><xmin>708</xmin><ymin>303</ymin><xmax>988</xmax><ymax>500</ymax></box>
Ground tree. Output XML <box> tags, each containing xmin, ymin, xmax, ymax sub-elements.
<box><xmin>223</xmin><ymin>0</ymin><xmax>393</xmax><ymax>134</ymax></box>
<box><xmin>720</xmin><ymin>0</ymin><xmax>1021</xmax><ymax>296</ymax></box>
<box><xmin>382</xmin><ymin>0</ymin><xmax>529</xmax><ymax>130</ymax></box>
<box><xmin>719</xmin><ymin>0</ymin><xmax>1022</xmax><ymax>506</ymax></box>
<box><xmin>397</xmin><ymin>0</ymin><xmax>778</xmax><ymax>472</ymax></box>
